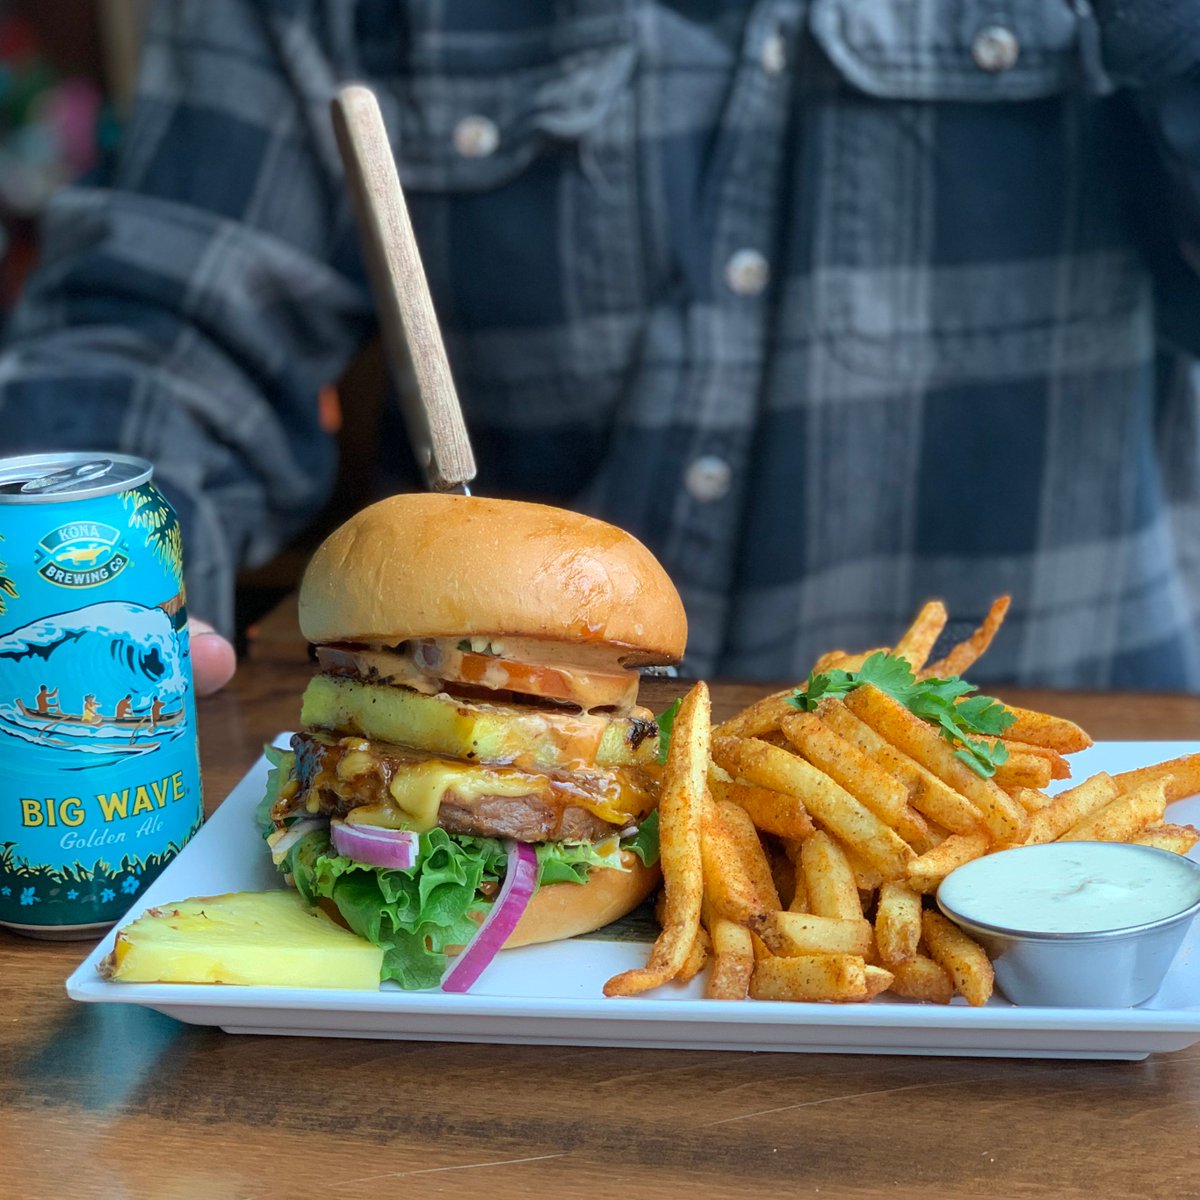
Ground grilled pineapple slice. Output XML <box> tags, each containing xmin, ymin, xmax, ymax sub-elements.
<box><xmin>301</xmin><ymin>673</ymin><xmax>658</xmax><ymax>769</ymax></box>
<box><xmin>100</xmin><ymin>890</ymin><xmax>383</xmax><ymax>989</ymax></box>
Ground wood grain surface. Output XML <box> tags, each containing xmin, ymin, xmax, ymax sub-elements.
<box><xmin>3</xmin><ymin>658</ymin><xmax>1200</xmax><ymax>1200</ymax></box>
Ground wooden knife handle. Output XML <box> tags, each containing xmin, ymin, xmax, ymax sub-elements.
<box><xmin>332</xmin><ymin>84</ymin><xmax>477</xmax><ymax>492</ymax></box>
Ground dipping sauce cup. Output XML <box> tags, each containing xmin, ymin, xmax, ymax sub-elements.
<box><xmin>937</xmin><ymin>843</ymin><xmax>1200</xmax><ymax>1008</ymax></box>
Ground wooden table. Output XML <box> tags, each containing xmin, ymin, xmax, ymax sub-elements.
<box><xmin>4</xmin><ymin>659</ymin><xmax>1200</xmax><ymax>1200</ymax></box>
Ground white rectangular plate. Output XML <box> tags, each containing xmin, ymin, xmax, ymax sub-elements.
<box><xmin>67</xmin><ymin>738</ymin><xmax>1200</xmax><ymax>1059</ymax></box>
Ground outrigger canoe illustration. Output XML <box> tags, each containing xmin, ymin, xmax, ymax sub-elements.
<box><xmin>15</xmin><ymin>697</ymin><xmax>183</xmax><ymax>729</ymax></box>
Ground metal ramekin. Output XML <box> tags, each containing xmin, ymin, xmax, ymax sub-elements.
<box><xmin>936</xmin><ymin>844</ymin><xmax>1200</xmax><ymax>1008</ymax></box>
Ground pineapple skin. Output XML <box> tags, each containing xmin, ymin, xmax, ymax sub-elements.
<box><xmin>100</xmin><ymin>890</ymin><xmax>383</xmax><ymax>989</ymax></box>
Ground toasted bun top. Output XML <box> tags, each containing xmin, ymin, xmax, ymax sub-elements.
<box><xmin>299</xmin><ymin>494</ymin><xmax>687</xmax><ymax>663</ymax></box>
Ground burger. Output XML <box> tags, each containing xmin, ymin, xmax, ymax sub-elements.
<box><xmin>257</xmin><ymin>493</ymin><xmax>687</xmax><ymax>990</ymax></box>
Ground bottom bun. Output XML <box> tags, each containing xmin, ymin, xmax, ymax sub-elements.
<box><xmin>502</xmin><ymin>852</ymin><xmax>662</xmax><ymax>949</ymax></box>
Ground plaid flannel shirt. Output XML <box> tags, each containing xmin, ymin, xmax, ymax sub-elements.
<box><xmin>2</xmin><ymin>0</ymin><xmax>1200</xmax><ymax>687</ymax></box>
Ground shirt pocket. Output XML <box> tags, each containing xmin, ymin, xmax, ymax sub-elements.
<box><xmin>803</xmin><ymin>0</ymin><xmax>1150</xmax><ymax>385</ymax></box>
<box><xmin>376</xmin><ymin>12</ymin><xmax>643</xmax><ymax>351</ymax></box>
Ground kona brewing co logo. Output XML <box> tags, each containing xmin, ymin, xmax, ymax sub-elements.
<box><xmin>35</xmin><ymin>522</ymin><xmax>130</xmax><ymax>588</ymax></box>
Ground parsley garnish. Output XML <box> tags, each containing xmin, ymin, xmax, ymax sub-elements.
<box><xmin>655</xmin><ymin>698</ymin><xmax>681</xmax><ymax>766</ymax></box>
<box><xmin>787</xmin><ymin>652</ymin><xmax>1016</xmax><ymax>778</ymax></box>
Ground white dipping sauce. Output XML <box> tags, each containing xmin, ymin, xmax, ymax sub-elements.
<box><xmin>938</xmin><ymin>843</ymin><xmax>1200</xmax><ymax>935</ymax></box>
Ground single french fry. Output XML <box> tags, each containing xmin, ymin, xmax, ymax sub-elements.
<box><xmin>707</xmin><ymin>918</ymin><xmax>754</xmax><ymax>1000</ymax></box>
<box><xmin>874</xmin><ymin>881</ymin><xmax>923</xmax><ymax>967</ymax></box>
<box><xmin>1059</xmin><ymin>778</ymin><xmax>1168</xmax><ymax>843</ymax></box>
<box><xmin>711</xmin><ymin>735</ymin><xmax>915</xmax><ymax>879</ymax></box>
<box><xmin>1000</xmin><ymin>705</ymin><xmax>1092</xmax><ymax>754</ymax></box>
<box><xmin>709</xmin><ymin>778</ymin><xmax>816</xmax><ymax>842</ymax></box>
<box><xmin>922</xmin><ymin>910</ymin><xmax>994</xmax><ymax>1007</ymax></box>
<box><xmin>845</xmin><ymin>685</ymin><xmax>1026</xmax><ymax>843</ymax></box>
<box><xmin>751</xmin><ymin>911</ymin><xmax>874</xmax><ymax>957</ymax></box>
<box><xmin>893</xmin><ymin>600</ymin><xmax>948</xmax><ymax>672</ymax></box>
<box><xmin>863</xmin><ymin>964</ymin><xmax>895</xmax><ymax>1000</ymax></box>
<box><xmin>1131</xmin><ymin>824</ymin><xmax>1200</xmax><ymax>855</ymax></box>
<box><xmin>831</xmin><ymin>646</ymin><xmax>889</xmax><ymax>672</ymax></box>
<box><xmin>801</xmin><ymin>830</ymin><xmax>863</xmax><ymax>920</ymax></box>
<box><xmin>1024</xmin><ymin>772</ymin><xmax>1119</xmax><ymax>845</ymax></box>
<box><xmin>714</xmin><ymin>797</ymin><xmax>782</xmax><ymax>910</ymax></box>
<box><xmin>919</xmin><ymin>595</ymin><xmax>1010</xmax><ymax>679</ymax></box>
<box><xmin>677</xmin><ymin>925</ymin><xmax>711</xmax><ymax>984</ymax></box>
<box><xmin>1112</xmin><ymin>753</ymin><xmax>1200</xmax><ymax>804</ymax></box>
<box><xmin>714</xmin><ymin>689</ymin><xmax>796</xmax><ymax>739</ymax></box>
<box><xmin>905</xmin><ymin>832</ymin><xmax>990</xmax><ymax>888</ymax></box>
<box><xmin>817</xmin><ymin>699</ymin><xmax>984</xmax><ymax>836</ymax></box>
<box><xmin>839</xmin><ymin>839</ymin><xmax>885</xmax><ymax>892</ymax></box>
<box><xmin>604</xmin><ymin>682</ymin><xmax>709</xmax><ymax>997</ymax></box>
<box><xmin>811</xmin><ymin>649</ymin><xmax>850</xmax><ymax>673</ymax></box>
<box><xmin>749</xmin><ymin>954</ymin><xmax>868</xmax><ymax>1003</ymax></box>
<box><xmin>1002</xmin><ymin>740</ymin><xmax>1072</xmax><ymax>781</ymax></box>
<box><xmin>699</xmin><ymin>791</ymin><xmax>770</xmax><ymax>925</ymax></box>
<box><xmin>889</xmin><ymin>954</ymin><xmax>955</xmax><ymax>1004</ymax></box>
<box><xmin>1010</xmin><ymin>786</ymin><xmax>1053</xmax><ymax>814</ymax></box>
<box><xmin>993</xmin><ymin>751</ymin><xmax>1054</xmax><ymax>792</ymax></box>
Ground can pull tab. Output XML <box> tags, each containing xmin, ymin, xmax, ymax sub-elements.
<box><xmin>19</xmin><ymin>459</ymin><xmax>115</xmax><ymax>495</ymax></box>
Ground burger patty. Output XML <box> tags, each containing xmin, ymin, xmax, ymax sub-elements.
<box><xmin>290</xmin><ymin>732</ymin><xmax>621</xmax><ymax>843</ymax></box>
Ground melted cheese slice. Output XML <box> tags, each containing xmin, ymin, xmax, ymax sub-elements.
<box><xmin>340</xmin><ymin>755</ymin><xmax>654</xmax><ymax>833</ymax></box>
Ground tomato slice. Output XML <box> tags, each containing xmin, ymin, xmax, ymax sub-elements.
<box><xmin>441</xmin><ymin>648</ymin><xmax>639</xmax><ymax>711</ymax></box>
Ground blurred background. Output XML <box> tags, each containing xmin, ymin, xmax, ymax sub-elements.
<box><xmin>0</xmin><ymin>0</ymin><xmax>380</xmax><ymax>649</ymax></box>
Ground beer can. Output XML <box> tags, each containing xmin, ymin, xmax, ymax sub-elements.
<box><xmin>0</xmin><ymin>453</ymin><xmax>203</xmax><ymax>938</ymax></box>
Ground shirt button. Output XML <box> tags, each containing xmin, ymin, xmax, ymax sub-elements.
<box><xmin>725</xmin><ymin>249</ymin><xmax>770</xmax><ymax>296</ymax></box>
<box><xmin>761</xmin><ymin>31</ymin><xmax>786</xmax><ymax>76</ymax></box>
<box><xmin>971</xmin><ymin>26</ymin><xmax>1020</xmax><ymax>73</ymax></box>
<box><xmin>685</xmin><ymin>455</ymin><xmax>733</xmax><ymax>503</ymax></box>
<box><xmin>452</xmin><ymin>115</ymin><xmax>499</xmax><ymax>159</ymax></box>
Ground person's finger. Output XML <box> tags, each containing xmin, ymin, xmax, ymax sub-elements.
<box><xmin>188</xmin><ymin>618</ymin><xmax>237</xmax><ymax>696</ymax></box>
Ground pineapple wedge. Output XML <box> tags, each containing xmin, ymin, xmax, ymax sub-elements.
<box><xmin>100</xmin><ymin>890</ymin><xmax>383</xmax><ymax>989</ymax></box>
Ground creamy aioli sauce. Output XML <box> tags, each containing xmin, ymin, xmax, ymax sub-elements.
<box><xmin>938</xmin><ymin>843</ymin><xmax>1200</xmax><ymax>935</ymax></box>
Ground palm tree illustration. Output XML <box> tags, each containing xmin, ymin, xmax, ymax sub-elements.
<box><xmin>122</xmin><ymin>484</ymin><xmax>183</xmax><ymax>585</ymax></box>
<box><xmin>0</xmin><ymin>534</ymin><xmax>17</xmax><ymax>618</ymax></box>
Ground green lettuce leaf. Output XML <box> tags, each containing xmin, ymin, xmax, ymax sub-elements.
<box><xmin>278</xmin><ymin>820</ymin><xmax>661</xmax><ymax>990</ymax></box>
<box><xmin>255</xmin><ymin>745</ymin><xmax>294</xmax><ymax>838</ymax></box>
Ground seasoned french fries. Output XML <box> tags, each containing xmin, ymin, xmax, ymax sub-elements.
<box><xmin>619</xmin><ymin>595</ymin><xmax>1199</xmax><ymax>1013</ymax></box>
<box><xmin>874</xmin><ymin>881</ymin><xmax>924</xmax><ymax>967</ymax></box>
<box><xmin>751</xmin><ymin>911</ymin><xmax>875</xmax><ymax>957</ymax></box>
<box><xmin>919</xmin><ymin>595</ymin><xmax>1010</xmax><ymax>679</ymax></box>
<box><xmin>1024</xmin><ymin>772</ymin><xmax>1119</xmax><ymax>845</ymax></box>
<box><xmin>1112</xmin><ymin>753</ymin><xmax>1200</xmax><ymax>804</ymax></box>
<box><xmin>889</xmin><ymin>954</ymin><xmax>955</xmax><ymax>1004</ymax></box>
<box><xmin>801</xmin><ymin>831</ymin><xmax>862</xmax><ymax>920</ymax></box>
<box><xmin>699</xmin><ymin>792</ymin><xmax>770</xmax><ymax>925</ymax></box>
<box><xmin>709</xmin><ymin>777</ymin><xmax>815</xmax><ymax>841</ymax></box>
<box><xmin>713</xmin><ymin>797</ymin><xmax>781</xmax><ymax>910</ymax></box>
<box><xmin>712</xmin><ymin>735</ymin><xmax>914</xmax><ymax>878</ymax></box>
<box><xmin>1000</xmin><ymin>705</ymin><xmax>1092</xmax><ymax>754</ymax></box>
<box><xmin>817</xmin><ymin>699</ymin><xmax>985</xmax><ymax>836</ymax></box>
<box><xmin>844</xmin><ymin>685</ymin><xmax>1026</xmax><ymax>842</ymax></box>
<box><xmin>707</xmin><ymin>918</ymin><xmax>754</xmax><ymax>1000</ymax></box>
<box><xmin>906</xmin><ymin>832</ymin><xmax>991</xmax><ymax>892</ymax></box>
<box><xmin>1131</xmin><ymin>824</ymin><xmax>1200</xmax><ymax>855</ymax></box>
<box><xmin>749</xmin><ymin>954</ymin><xmax>869</xmax><ymax>1003</ymax></box>
<box><xmin>604</xmin><ymin>681</ymin><xmax>709</xmax><ymax>997</ymax></box>
<box><xmin>1059</xmin><ymin>778</ymin><xmax>1169</xmax><ymax>844</ymax></box>
<box><xmin>922</xmin><ymin>910</ymin><xmax>994</xmax><ymax>1007</ymax></box>
<box><xmin>892</xmin><ymin>600</ymin><xmax>948</xmax><ymax>672</ymax></box>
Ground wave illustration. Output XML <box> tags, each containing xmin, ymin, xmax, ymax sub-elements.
<box><xmin>0</xmin><ymin>601</ymin><xmax>190</xmax><ymax>759</ymax></box>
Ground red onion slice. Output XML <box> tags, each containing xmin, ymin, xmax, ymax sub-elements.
<box><xmin>331</xmin><ymin>821</ymin><xmax>419</xmax><ymax>870</ymax></box>
<box><xmin>268</xmin><ymin>818</ymin><xmax>328</xmax><ymax>865</ymax></box>
<box><xmin>441</xmin><ymin>841</ymin><xmax>538</xmax><ymax>993</ymax></box>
